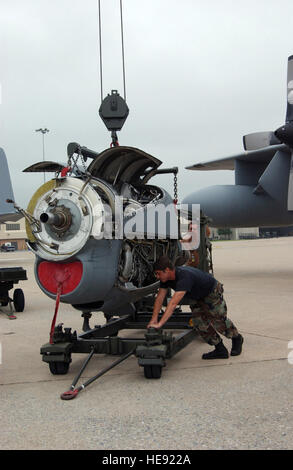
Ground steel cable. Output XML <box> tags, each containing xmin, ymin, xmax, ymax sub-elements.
<box><xmin>97</xmin><ymin>0</ymin><xmax>127</xmax><ymax>102</ymax></box>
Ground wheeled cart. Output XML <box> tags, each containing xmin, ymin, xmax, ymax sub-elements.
<box><xmin>0</xmin><ymin>267</ymin><xmax>27</xmax><ymax>318</ymax></box>
<box><xmin>40</xmin><ymin>306</ymin><xmax>197</xmax><ymax>399</ymax></box>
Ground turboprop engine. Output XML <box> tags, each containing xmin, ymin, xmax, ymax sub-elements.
<box><xmin>22</xmin><ymin>144</ymin><xmax>183</xmax><ymax>318</ymax></box>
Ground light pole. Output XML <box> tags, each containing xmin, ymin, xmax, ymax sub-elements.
<box><xmin>35</xmin><ymin>128</ymin><xmax>49</xmax><ymax>183</ymax></box>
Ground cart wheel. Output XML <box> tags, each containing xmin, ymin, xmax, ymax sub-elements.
<box><xmin>49</xmin><ymin>361</ymin><xmax>70</xmax><ymax>375</ymax></box>
<box><xmin>144</xmin><ymin>365</ymin><xmax>162</xmax><ymax>379</ymax></box>
<box><xmin>144</xmin><ymin>365</ymin><xmax>153</xmax><ymax>379</ymax></box>
<box><xmin>13</xmin><ymin>289</ymin><xmax>25</xmax><ymax>312</ymax></box>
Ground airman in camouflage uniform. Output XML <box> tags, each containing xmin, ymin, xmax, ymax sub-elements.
<box><xmin>149</xmin><ymin>256</ymin><xmax>243</xmax><ymax>359</ymax></box>
<box><xmin>190</xmin><ymin>281</ymin><xmax>243</xmax><ymax>358</ymax></box>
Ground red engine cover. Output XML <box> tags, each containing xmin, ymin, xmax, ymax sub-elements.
<box><xmin>38</xmin><ymin>261</ymin><xmax>83</xmax><ymax>295</ymax></box>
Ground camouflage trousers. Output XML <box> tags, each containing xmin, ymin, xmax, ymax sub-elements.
<box><xmin>190</xmin><ymin>281</ymin><xmax>239</xmax><ymax>346</ymax></box>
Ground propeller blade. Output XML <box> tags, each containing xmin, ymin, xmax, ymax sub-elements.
<box><xmin>243</xmin><ymin>132</ymin><xmax>280</xmax><ymax>150</ymax></box>
<box><xmin>286</xmin><ymin>55</ymin><xmax>293</xmax><ymax>122</ymax></box>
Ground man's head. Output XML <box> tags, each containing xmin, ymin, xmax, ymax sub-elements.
<box><xmin>153</xmin><ymin>256</ymin><xmax>175</xmax><ymax>283</ymax></box>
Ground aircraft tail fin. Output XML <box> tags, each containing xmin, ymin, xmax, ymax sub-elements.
<box><xmin>0</xmin><ymin>148</ymin><xmax>22</xmax><ymax>223</ymax></box>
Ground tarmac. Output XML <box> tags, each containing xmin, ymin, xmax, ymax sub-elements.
<box><xmin>0</xmin><ymin>237</ymin><xmax>293</xmax><ymax>450</ymax></box>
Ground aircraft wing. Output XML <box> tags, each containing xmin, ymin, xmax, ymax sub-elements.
<box><xmin>0</xmin><ymin>148</ymin><xmax>22</xmax><ymax>223</ymax></box>
<box><xmin>185</xmin><ymin>143</ymin><xmax>289</xmax><ymax>171</ymax></box>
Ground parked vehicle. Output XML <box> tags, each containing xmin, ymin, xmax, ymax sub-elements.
<box><xmin>0</xmin><ymin>243</ymin><xmax>16</xmax><ymax>252</ymax></box>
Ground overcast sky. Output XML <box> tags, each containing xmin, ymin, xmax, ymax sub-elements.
<box><xmin>1</xmin><ymin>0</ymin><xmax>293</xmax><ymax>206</ymax></box>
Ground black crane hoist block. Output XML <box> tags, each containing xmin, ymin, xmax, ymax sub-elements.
<box><xmin>99</xmin><ymin>90</ymin><xmax>129</xmax><ymax>131</ymax></box>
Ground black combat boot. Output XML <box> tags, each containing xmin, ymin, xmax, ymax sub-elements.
<box><xmin>231</xmin><ymin>334</ymin><xmax>244</xmax><ymax>356</ymax></box>
<box><xmin>202</xmin><ymin>340</ymin><xmax>229</xmax><ymax>360</ymax></box>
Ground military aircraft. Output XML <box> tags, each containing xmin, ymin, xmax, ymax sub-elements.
<box><xmin>183</xmin><ymin>55</ymin><xmax>293</xmax><ymax>228</ymax></box>
<box><xmin>0</xmin><ymin>148</ymin><xmax>22</xmax><ymax>223</ymax></box>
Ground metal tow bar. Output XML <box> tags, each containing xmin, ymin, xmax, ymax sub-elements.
<box><xmin>60</xmin><ymin>347</ymin><xmax>135</xmax><ymax>400</ymax></box>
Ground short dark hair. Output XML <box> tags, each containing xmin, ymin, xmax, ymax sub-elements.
<box><xmin>153</xmin><ymin>255</ymin><xmax>174</xmax><ymax>271</ymax></box>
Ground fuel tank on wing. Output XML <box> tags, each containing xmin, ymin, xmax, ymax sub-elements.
<box><xmin>183</xmin><ymin>148</ymin><xmax>293</xmax><ymax>228</ymax></box>
<box><xmin>183</xmin><ymin>184</ymin><xmax>293</xmax><ymax>228</ymax></box>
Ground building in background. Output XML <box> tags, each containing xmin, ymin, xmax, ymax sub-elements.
<box><xmin>210</xmin><ymin>226</ymin><xmax>293</xmax><ymax>240</ymax></box>
<box><xmin>0</xmin><ymin>217</ymin><xmax>27</xmax><ymax>250</ymax></box>
<box><xmin>231</xmin><ymin>227</ymin><xmax>260</xmax><ymax>240</ymax></box>
<box><xmin>210</xmin><ymin>226</ymin><xmax>259</xmax><ymax>240</ymax></box>
<box><xmin>259</xmin><ymin>226</ymin><xmax>293</xmax><ymax>238</ymax></box>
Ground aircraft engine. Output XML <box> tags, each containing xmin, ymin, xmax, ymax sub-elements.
<box><xmin>23</xmin><ymin>145</ymin><xmax>181</xmax><ymax>314</ymax></box>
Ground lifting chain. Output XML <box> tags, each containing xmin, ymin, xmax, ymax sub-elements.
<box><xmin>79</xmin><ymin>149</ymin><xmax>88</xmax><ymax>174</ymax></box>
<box><xmin>62</xmin><ymin>146</ymin><xmax>88</xmax><ymax>177</ymax></box>
<box><xmin>173</xmin><ymin>172</ymin><xmax>178</xmax><ymax>204</ymax></box>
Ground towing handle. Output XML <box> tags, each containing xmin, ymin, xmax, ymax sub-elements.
<box><xmin>60</xmin><ymin>348</ymin><xmax>135</xmax><ymax>400</ymax></box>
